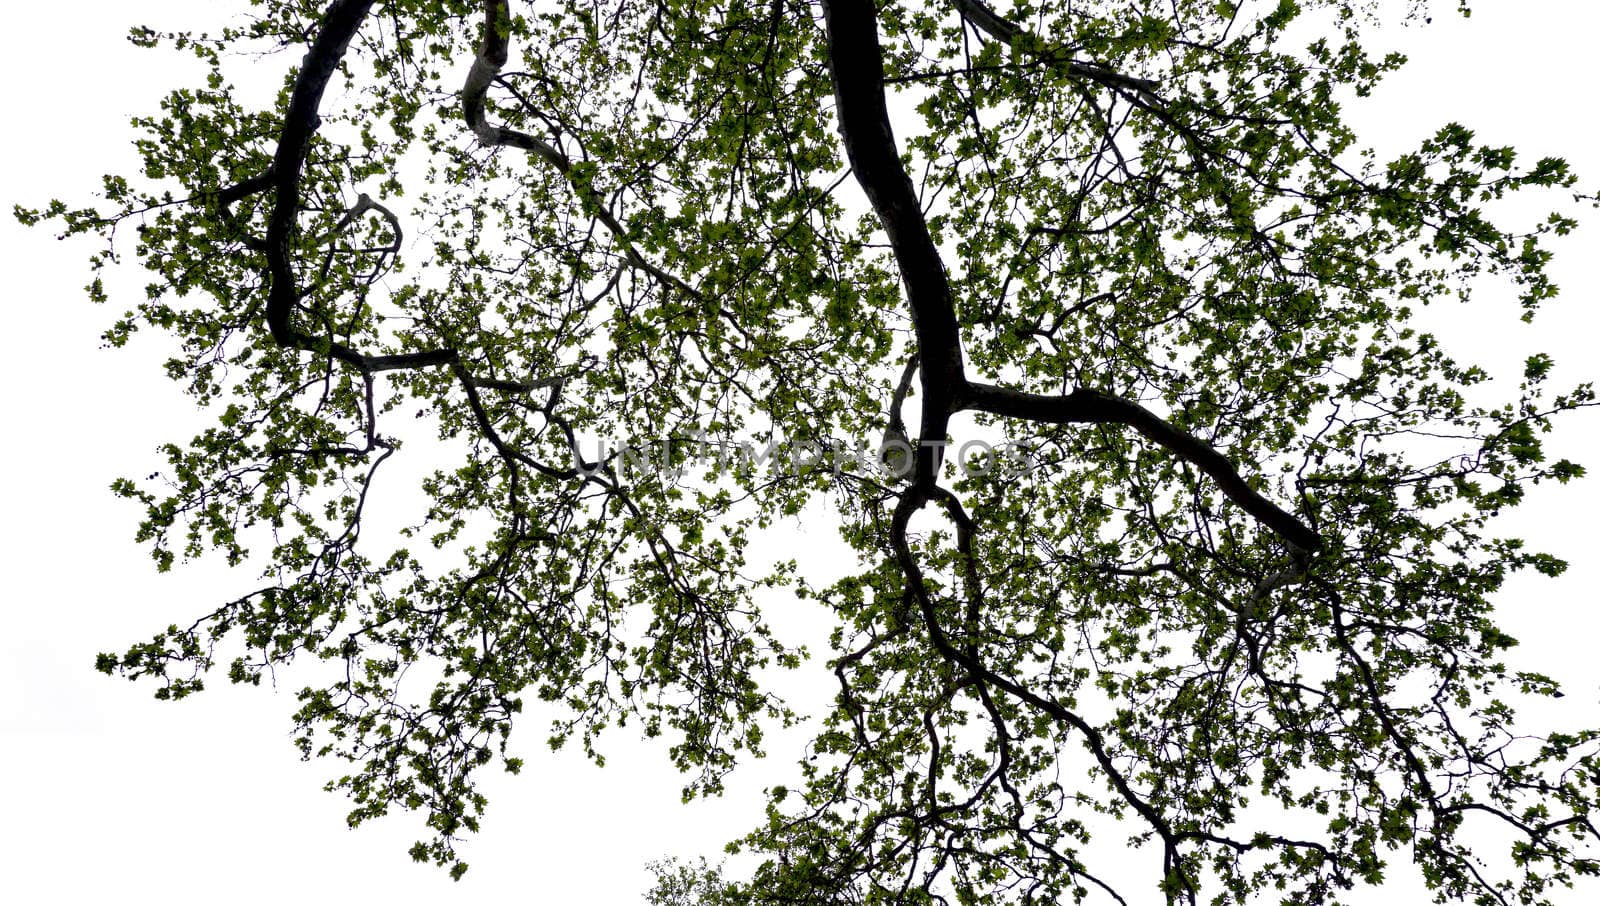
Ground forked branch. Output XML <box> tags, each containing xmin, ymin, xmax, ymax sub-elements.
<box><xmin>820</xmin><ymin>0</ymin><xmax>1319</xmax><ymax>551</ymax></box>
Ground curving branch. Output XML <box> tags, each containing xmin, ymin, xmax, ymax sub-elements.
<box><xmin>818</xmin><ymin>6</ymin><xmax>1326</xmax><ymax>880</ymax></box>
<box><xmin>264</xmin><ymin>0</ymin><xmax>376</xmax><ymax>353</ymax></box>
<box><xmin>887</xmin><ymin>352</ymin><xmax>920</xmax><ymax>439</ymax></box>
<box><xmin>308</xmin><ymin>192</ymin><xmax>402</xmax><ymax>252</ymax></box>
<box><xmin>253</xmin><ymin>0</ymin><xmax>560</xmax><ymax>396</ymax></box>
<box><xmin>820</xmin><ymin>0</ymin><xmax>964</xmax><ymax>489</ymax></box>
<box><xmin>877</xmin><ymin>353</ymin><xmax>920</xmax><ymax>480</ymax></box>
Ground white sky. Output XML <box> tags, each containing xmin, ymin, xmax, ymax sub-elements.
<box><xmin>3</xmin><ymin>1</ymin><xmax>1599</xmax><ymax>903</ymax></box>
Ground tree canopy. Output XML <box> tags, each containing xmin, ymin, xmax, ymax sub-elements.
<box><xmin>21</xmin><ymin>0</ymin><xmax>1600</xmax><ymax>902</ymax></box>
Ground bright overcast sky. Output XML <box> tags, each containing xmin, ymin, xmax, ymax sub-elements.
<box><xmin>3</xmin><ymin>1</ymin><xmax>1599</xmax><ymax>903</ymax></box>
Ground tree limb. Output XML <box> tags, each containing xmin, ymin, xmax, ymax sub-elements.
<box><xmin>820</xmin><ymin>0</ymin><xmax>963</xmax><ymax>489</ymax></box>
<box><xmin>464</xmin><ymin>0</ymin><xmax>700</xmax><ymax>302</ymax></box>
<box><xmin>821</xmin><ymin>0</ymin><xmax>1317</xmax><ymax>552</ymax></box>
<box><xmin>953</xmin><ymin>0</ymin><xmax>1161</xmax><ymax>99</ymax></box>
<box><xmin>962</xmin><ymin>381</ymin><xmax>1322</xmax><ymax>551</ymax></box>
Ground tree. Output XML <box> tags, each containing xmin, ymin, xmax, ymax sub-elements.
<box><xmin>19</xmin><ymin>0</ymin><xmax>1600</xmax><ymax>902</ymax></box>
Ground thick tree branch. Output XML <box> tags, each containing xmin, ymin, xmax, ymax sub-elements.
<box><xmin>821</xmin><ymin>0</ymin><xmax>1317</xmax><ymax>552</ymax></box>
<box><xmin>212</xmin><ymin>170</ymin><xmax>275</xmax><ymax>250</ymax></box>
<box><xmin>254</xmin><ymin>0</ymin><xmax>559</xmax><ymax>396</ymax></box>
<box><xmin>461</xmin><ymin>0</ymin><xmax>568</xmax><ymax>169</ymax></box>
<box><xmin>265</xmin><ymin>0</ymin><xmax>376</xmax><ymax>352</ymax></box>
<box><xmin>820</xmin><ymin>0</ymin><xmax>963</xmax><ymax>490</ymax></box>
<box><xmin>962</xmin><ymin>381</ymin><xmax>1322</xmax><ymax>551</ymax></box>
<box><xmin>217</xmin><ymin>169</ymin><xmax>276</xmax><ymax>207</ymax></box>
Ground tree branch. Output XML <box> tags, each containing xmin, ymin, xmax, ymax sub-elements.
<box><xmin>265</xmin><ymin>0</ymin><xmax>377</xmax><ymax>352</ymax></box>
<box><xmin>820</xmin><ymin>0</ymin><xmax>1317</xmax><ymax>551</ymax></box>
<box><xmin>891</xmin><ymin>487</ymin><xmax>1199</xmax><ymax>904</ymax></box>
<box><xmin>464</xmin><ymin>0</ymin><xmax>701</xmax><ymax>302</ymax></box>
<box><xmin>820</xmin><ymin>0</ymin><xmax>963</xmax><ymax>488</ymax></box>
<box><xmin>961</xmin><ymin>381</ymin><xmax>1322</xmax><ymax>551</ymax></box>
<box><xmin>953</xmin><ymin>0</ymin><xmax>1161</xmax><ymax>99</ymax></box>
<box><xmin>251</xmin><ymin>0</ymin><xmax>563</xmax><ymax>397</ymax></box>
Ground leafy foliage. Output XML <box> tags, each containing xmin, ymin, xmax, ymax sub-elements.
<box><xmin>21</xmin><ymin>0</ymin><xmax>1600</xmax><ymax>901</ymax></box>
